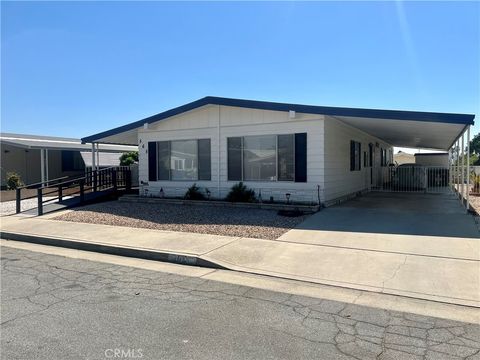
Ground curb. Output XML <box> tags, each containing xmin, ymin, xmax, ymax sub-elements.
<box><xmin>0</xmin><ymin>231</ymin><xmax>227</xmax><ymax>270</ymax></box>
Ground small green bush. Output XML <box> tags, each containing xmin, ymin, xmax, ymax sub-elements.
<box><xmin>184</xmin><ymin>183</ymin><xmax>206</xmax><ymax>200</ymax></box>
<box><xmin>119</xmin><ymin>151</ymin><xmax>139</xmax><ymax>166</ymax></box>
<box><xmin>225</xmin><ymin>182</ymin><xmax>256</xmax><ymax>203</ymax></box>
<box><xmin>6</xmin><ymin>172</ymin><xmax>23</xmax><ymax>190</ymax></box>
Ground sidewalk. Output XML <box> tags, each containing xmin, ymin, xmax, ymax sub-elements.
<box><xmin>1</xmin><ymin>215</ymin><xmax>479</xmax><ymax>307</ymax></box>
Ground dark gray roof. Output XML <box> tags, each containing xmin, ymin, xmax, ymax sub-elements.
<box><xmin>81</xmin><ymin>96</ymin><xmax>475</xmax><ymax>144</ymax></box>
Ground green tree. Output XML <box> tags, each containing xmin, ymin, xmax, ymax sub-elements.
<box><xmin>119</xmin><ymin>151</ymin><xmax>138</xmax><ymax>166</ymax></box>
<box><xmin>469</xmin><ymin>133</ymin><xmax>480</xmax><ymax>155</ymax></box>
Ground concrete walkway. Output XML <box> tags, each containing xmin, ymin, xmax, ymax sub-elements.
<box><xmin>1</xmin><ymin>214</ymin><xmax>479</xmax><ymax>307</ymax></box>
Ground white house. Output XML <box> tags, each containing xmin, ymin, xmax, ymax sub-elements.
<box><xmin>82</xmin><ymin>97</ymin><xmax>474</xmax><ymax>206</ymax></box>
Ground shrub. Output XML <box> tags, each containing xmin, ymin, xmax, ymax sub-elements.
<box><xmin>6</xmin><ymin>172</ymin><xmax>23</xmax><ymax>190</ymax></box>
<box><xmin>225</xmin><ymin>182</ymin><xmax>256</xmax><ymax>203</ymax></box>
<box><xmin>184</xmin><ymin>183</ymin><xmax>206</xmax><ymax>200</ymax></box>
<box><xmin>119</xmin><ymin>151</ymin><xmax>139</xmax><ymax>166</ymax></box>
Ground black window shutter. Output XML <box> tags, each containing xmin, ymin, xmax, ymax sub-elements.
<box><xmin>227</xmin><ymin>137</ymin><xmax>242</xmax><ymax>181</ymax></box>
<box><xmin>198</xmin><ymin>139</ymin><xmax>211</xmax><ymax>180</ymax></box>
<box><xmin>294</xmin><ymin>133</ymin><xmax>307</xmax><ymax>182</ymax></box>
<box><xmin>358</xmin><ymin>143</ymin><xmax>361</xmax><ymax>171</ymax></box>
<box><xmin>148</xmin><ymin>142</ymin><xmax>157</xmax><ymax>181</ymax></box>
<box><xmin>350</xmin><ymin>141</ymin><xmax>355</xmax><ymax>171</ymax></box>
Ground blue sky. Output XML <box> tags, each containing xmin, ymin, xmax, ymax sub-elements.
<box><xmin>2</xmin><ymin>1</ymin><xmax>479</xmax><ymax>143</ymax></box>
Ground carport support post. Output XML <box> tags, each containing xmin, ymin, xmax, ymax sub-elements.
<box><xmin>91</xmin><ymin>142</ymin><xmax>96</xmax><ymax>172</ymax></box>
<box><xmin>466</xmin><ymin>126</ymin><xmax>470</xmax><ymax>212</ymax></box>
<box><xmin>461</xmin><ymin>132</ymin><xmax>465</xmax><ymax>205</ymax></box>
<box><xmin>455</xmin><ymin>138</ymin><xmax>460</xmax><ymax>199</ymax></box>
<box><xmin>448</xmin><ymin>148</ymin><xmax>453</xmax><ymax>191</ymax></box>
<box><xmin>40</xmin><ymin>148</ymin><xmax>45</xmax><ymax>184</ymax></box>
<box><xmin>96</xmin><ymin>143</ymin><xmax>100</xmax><ymax>171</ymax></box>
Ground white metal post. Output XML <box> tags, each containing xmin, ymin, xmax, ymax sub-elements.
<box><xmin>91</xmin><ymin>143</ymin><xmax>96</xmax><ymax>171</ymax></box>
<box><xmin>466</xmin><ymin>126</ymin><xmax>470</xmax><ymax>212</ymax></box>
<box><xmin>40</xmin><ymin>149</ymin><xmax>45</xmax><ymax>183</ymax></box>
<box><xmin>96</xmin><ymin>143</ymin><xmax>100</xmax><ymax>171</ymax></box>
<box><xmin>455</xmin><ymin>138</ymin><xmax>460</xmax><ymax>199</ymax></box>
<box><xmin>461</xmin><ymin>132</ymin><xmax>465</xmax><ymax>205</ymax></box>
<box><xmin>449</xmin><ymin>148</ymin><xmax>452</xmax><ymax>191</ymax></box>
<box><xmin>45</xmin><ymin>149</ymin><xmax>49</xmax><ymax>186</ymax></box>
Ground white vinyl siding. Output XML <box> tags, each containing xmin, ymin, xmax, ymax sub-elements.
<box><xmin>139</xmin><ymin>105</ymin><xmax>324</xmax><ymax>203</ymax></box>
<box><xmin>323</xmin><ymin>116</ymin><xmax>392</xmax><ymax>204</ymax></box>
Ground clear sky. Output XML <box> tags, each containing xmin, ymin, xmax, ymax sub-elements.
<box><xmin>2</xmin><ymin>1</ymin><xmax>479</xmax><ymax>149</ymax></box>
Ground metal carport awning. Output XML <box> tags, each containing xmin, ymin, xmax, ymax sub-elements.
<box><xmin>331</xmin><ymin>115</ymin><xmax>468</xmax><ymax>150</ymax></box>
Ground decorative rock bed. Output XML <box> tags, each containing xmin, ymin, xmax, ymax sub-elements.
<box><xmin>53</xmin><ymin>200</ymin><xmax>313</xmax><ymax>240</ymax></box>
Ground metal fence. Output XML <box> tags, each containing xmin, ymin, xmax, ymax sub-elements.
<box><xmin>373</xmin><ymin>165</ymin><xmax>450</xmax><ymax>193</ymax></box>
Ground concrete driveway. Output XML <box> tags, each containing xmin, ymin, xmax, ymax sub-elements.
<box><xmin>273</xmin><ymin>192</ymin><xmax>480</xmax><ymax>306</ymax></box>
<box><xmin>282</xmin><ymin>192</ymin><xmax>479</xmax><ymax>239</ymax></box>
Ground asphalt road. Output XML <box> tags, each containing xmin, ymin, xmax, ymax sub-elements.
<box><xmin>1</xmin><ymin>246</ymin><xmax>479</xmax><ymax>360</ymax></box>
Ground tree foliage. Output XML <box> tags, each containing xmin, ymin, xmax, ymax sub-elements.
<box><xmin>470</xmin><ymin>133</ymin><xmax>480</xmax><ymax>155</ymax></box>
<box><xmin>6</xmin><ymin>172</ymin><xmax>23</xmax><ymax>190</ymax></box>
<box><xmin>119</xmin><ymin>151</ymin><xmax>138</xmax><ymax>166</ymax></box>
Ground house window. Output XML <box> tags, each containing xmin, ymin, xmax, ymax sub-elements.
<box><xmin>350</xmin><ymin>141</ymin><xmax>361</xmax><ymax>171</ymax></box>
<box><xmin>153</xmin><ymin>139</ymin><xmax>211</xmax><ymax>181</ymax></box>
<box><xmin>170</xmin><ymin>140</ymin><xmax>197</xmax><ymax>180</ymax></box>
<box><xmin>277</xmin><ymin>134</ymin><xmax>295</xmax><ymax>181</ymax></box>
<box><xmin>61</xmin><ymin>151</ymin><xmax>84</xmax><ymax>171</ymax></box>
<box><xmin>243</xmin><ymin>135</ymin><xmax>276</xmax><ymax>181</ymax></box>
<box><xmin>227</xmin><ymin>133</ymin><xmax>306</xmax><ymax>182</ymax></box>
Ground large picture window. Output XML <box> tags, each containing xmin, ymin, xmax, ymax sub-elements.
<box><xmin>227</xmin><ymin>133</ymin><xmax>305</xmax><ymax>182</ymax></box>
<box><xmin>154</xmin><ymin>139</ymin><xmax>210</xmax><ymax>181</ymax></box>
<box><xmin>243</xmin><ymin>135</ymin><xmax>276</xmax><ymax>181</ymax></box>
<box><xmin>170</xmin><ymin>140</ymin><xmax>198</xmax><ymax>180</ymax></box>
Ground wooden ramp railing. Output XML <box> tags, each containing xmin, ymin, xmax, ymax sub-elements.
<box><xmin>15</xmin><ymin>166</ymin><xmax>132</xmax><ymax>216</ymax></box>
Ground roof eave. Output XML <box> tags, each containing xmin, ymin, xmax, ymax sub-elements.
<box><xmin>81</xmin><ymin>96</ymin><xmax>475</xmax><ymax>143</ymax></box>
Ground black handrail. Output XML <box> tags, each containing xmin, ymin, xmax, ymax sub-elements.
<box><xmin>16</xmin><ymin>166</ymin><xmax>132</xmax><ymax>215</ymax></box>
<box><xmin>17</xmin><ymin>176</ymin><xmax>69</xmax><ymax>190</ymax></box>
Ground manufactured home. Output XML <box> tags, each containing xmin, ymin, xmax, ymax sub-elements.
<box><xmin>82</xmin><ymin>97</ymin><xmax>474</xmax><ymax>207</ymax></box>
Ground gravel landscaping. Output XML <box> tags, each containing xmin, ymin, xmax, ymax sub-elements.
<box><xmin>1</xmin><ymin>197</ymin><xmax>57</xmax><ymax>216</ymax></box>
<box><xmin>53</xmin><ymin>201</ymin><xmax>311</xmax><ymax>240</ymax></box>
